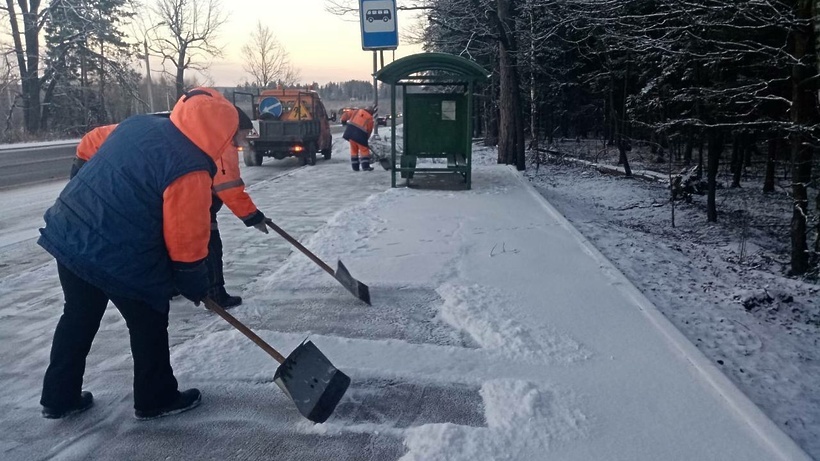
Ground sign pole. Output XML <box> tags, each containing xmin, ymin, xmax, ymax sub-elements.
<box><xmin>373</xmin><ymin>50</ymin><xmax>380</xmax><ymax>139</ymax></box>
<box><xmin>359</xmin><ymin>0</ymin><xmax>397</xmax><ymax>141</ymax></box>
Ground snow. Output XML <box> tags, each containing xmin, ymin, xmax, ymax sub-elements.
<box><xmin>0</xmin><ymin>134</ymin><xmax>815</xmax><ymax>460</ymax></box>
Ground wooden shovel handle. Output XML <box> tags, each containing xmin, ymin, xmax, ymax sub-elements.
<box><xmin>266</xmin><ymin>220</ymin><xmax>335</xmax><ymax>276</ymax></box>
<box><xmin>203</xmin><ymin>297</ymin><xmax>286</xmax><ymax>364</ymax></box>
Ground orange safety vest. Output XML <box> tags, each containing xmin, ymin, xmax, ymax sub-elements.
<box><xmin>347</xmin><ymin>109</ymin><xmax>374</xmax><ymax>136</ymax></box>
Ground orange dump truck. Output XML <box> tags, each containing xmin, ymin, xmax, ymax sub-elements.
<box><xmin>244</xmin><ymin>89</ymin><xmax>333</xmax><ymax>166</ymax></box>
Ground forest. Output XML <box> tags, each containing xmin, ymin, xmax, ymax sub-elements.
<box><xmin>417</xmin><ymin>0</ymin><xmax>819</xmax><ymax>276</ymax></box>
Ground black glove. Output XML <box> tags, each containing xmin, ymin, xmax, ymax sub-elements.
<box><xmin>69</xmin><ymin>158</ymin><xmax>86</xmax><ymax>179</ymax></box>
<box><xmin>243</xmin><ymin>210</ymin><xmax>271</xmax><ymax>234</ymax></box>
<box><xmin>171</xmin><ymin>260</ymin><xmax>209</xmax><ymax>305</ymax></box>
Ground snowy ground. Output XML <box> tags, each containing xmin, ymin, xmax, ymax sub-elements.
<box><xmin>525</xmin><ymin>139</ymin><xmax>820</xmax><ymax>459</ymax></box>
<box><xmin>0</xmin><ymin>133</ymin><xmax>816</xmax><ymax>460</ymax></box>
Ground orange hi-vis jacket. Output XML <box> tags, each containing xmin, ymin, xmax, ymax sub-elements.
<box><xmin>348</xmin><ymin>109</ymin><xmax>374</xmax><ymax>137</ymax></box>
<box><xmin>75</xmin><ymin>123</ymin><xmax>259</xmax><ymax>229</ymax></box>
<box><xmin>211</xmin><ymin>146</ymin><xmax>259</xmax><ymax>222</ymax></box>
<box><xmin>76</xmin><ymin>124</ymin><xmax>117</xmax><ymax>161</ymax></box>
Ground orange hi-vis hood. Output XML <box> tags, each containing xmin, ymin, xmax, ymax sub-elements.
<box><xmin>170</xmin><ymin>88</ymin><xmax>238</xmax><ymax>162</ymax></box>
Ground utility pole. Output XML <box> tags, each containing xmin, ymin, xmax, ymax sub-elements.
<box><xmin>373</xmin><ymin>50</ymin><xmax>379</xmax><ymax>139</ymax></box>
<box><xmin>144</xmin><ymin>40</ymin><xmax>155</xmax><ymax>113</ymax></box>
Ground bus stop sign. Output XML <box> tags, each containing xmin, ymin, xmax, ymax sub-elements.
<box><xmin>359</xmin><ymin>0</ymin><xmax>398</xmax><ymax>50</ymax></box>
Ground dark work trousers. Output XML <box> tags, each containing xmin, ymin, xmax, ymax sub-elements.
<box><xmin>41</xmin><ymin>263</ymin><xmax>179</xmax><ymax>412</ymax></box>
<box><xmin>206</xmin><ymin>196</ymin><xmax>226</xmax><ymax>298</ymax></box>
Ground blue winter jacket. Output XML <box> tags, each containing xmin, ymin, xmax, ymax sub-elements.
<box><xmin>38</xmin><ymin>115</ymin><xmax>217</xmax><ymax>312</ymax></box>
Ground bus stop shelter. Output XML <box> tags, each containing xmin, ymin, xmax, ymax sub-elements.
<box><xmin>374</xmin><ymin>53</ymin><xmax>489</xmax><ymax>189</ymax></box>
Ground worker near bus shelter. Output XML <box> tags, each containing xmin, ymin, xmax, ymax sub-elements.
<box><xmin>342</xmin><ymin>105</ymin><xmax>376</xmax><ymax>171</ymax></box>
<box><xmin>70</xmin><ymin>106</ymin><xmax>269</xmax><ymax>309</ymax></box>
<box><xmin>38</xmin><ymin>88</ymin><xmax>238</xmax><ymax>421</ymax></box>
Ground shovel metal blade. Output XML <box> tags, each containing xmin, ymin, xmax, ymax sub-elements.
<box><xmin>335</xmin><ymin>260</ymin><xmax>371</xmax><ymax>305</ymax></box>
<box><xmin>273</xmin><ymin>340</ymin><xmax>351</xmax><ymax>423</ymax></box>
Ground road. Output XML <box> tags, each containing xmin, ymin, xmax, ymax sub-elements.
<box><xmin>0</xmin><ymin>142</ymin><xmax>77</xmax><ymax>190</ymax></box>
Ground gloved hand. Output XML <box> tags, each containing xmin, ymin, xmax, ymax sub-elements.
<box><xmin>253</xmin><ymin>218</ymin><xmax>273</xmax><ymax>234</ymax></box>
<box><xmin>244</xmin><ymin>210</ymin><xmax>271</xmax><ymax>234</ymax></box>
<box><xmin>171</xmin><ymin>260</ymin><xmax>209</xmax><ymax>306</ymax></box>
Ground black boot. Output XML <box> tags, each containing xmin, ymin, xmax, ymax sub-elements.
<box><xmin>209</xmin><ymin>287</ymin><xmax>242</xmax><ymax>309</ymax></box>
<box><xmin>135</xmin><ymin>388</ymin><xmax>201</xmax><ymax>420</ymax></box>
<box><xmin>218</xmin><ymin>293</ymin><xmax>242</xmax><ymax>309</ymax></box>
<box><xmin>42</xmin><ymin>391</ymin><xmax>94</xmax><ymax>419</ymax></box>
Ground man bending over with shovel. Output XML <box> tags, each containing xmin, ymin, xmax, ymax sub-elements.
<box><xmin>342</xmin><ymin>105</ymin><xmax>376</xmax><ymax>171</ymax></box>
<box><xmin>71</xmin><ymin>107</ymin><xmax>270</xmax><ymax>308</ymax></box>
<box><xmin>38</xmin><ymin>88</ymin><xmax>239</xmax><ymax>420</ymax></box>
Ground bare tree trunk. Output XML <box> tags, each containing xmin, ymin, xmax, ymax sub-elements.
<box><xmin>730</xmin><ymin>130</ymin><xmax>745</xmax><ymax>188</ymax></box>
<box><xmin>81</xmin><ymin>44</ymin><xmax>89</xmax><ymax>130</ymax></box>
<box><xmin>528</xmin><ymin>7</ymin><xmax>537</xmax><ymax>150</ymax></box>
<box><xmin>175</xmin><ymin>47</ymin><xmax>187</xmax><ymax>99</ymax></box>
<box><xmin>6</xmin><ymin>1</ymin><xmax>42</xmax><ymax>133</ymax></box>
<box><xmin>684</xmin><ymin>128</ymin><xmax>694</xmax><ymax>165</ymax></box>
<box><xmin>617</xmin><ymin>57</ymin><xmax>631</xmax><ymax>176</ymax></box>
<box><xmin>697</xmin><ymin>133</ymin><xmax>704</xmax><ymax>180</ymax></box>
<box><xmin>707</xmin><ymin>129</ymin><xmax>723</xmax><ymax>222</ymax></box>
<box><xmin>815</xmin><ymin>189</ymin><xmax>820</xmax><ymax>256</ymax></box>
<box><xmin>763</xmin><ymin>135</ymin><xmax>778</xmax><ymax>193</ymax></box>
<box><xmin>99</xmin><ymin>42</ymin><xmax>107</xmax><ymax>124</ymax></box>
<box><xmin>789</xmin><ymin>0</ymin><xmax>818</xmax><ymax>275</ymax></box>
<box><xmin>484</xmin><ymin>80</ymin><xmax>498</xmax><ymax>146</ymax></box>
<box><xmin>495</xmin><ymin>0</ymin><xmax>525</xmax><ymax>169</ymax></box>
<box><xmin>498</xmin><ymin>41</ymin><xmax>514</xmax><ymax>164</ymax></box>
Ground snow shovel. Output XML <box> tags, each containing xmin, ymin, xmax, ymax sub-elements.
<box><xmin>265</xmin><ymin>220</ymin><xmax>371</xmax><ymax>305</ymax></box>
<box><xmin>369</xmin><ymin>147</ymin><xmax>392</xmax><ymax>170</ymax></box>
<box><xmin>203</xmin><ymin>297</ymin><xmax>350</xmax><ymax>423</ymax></box>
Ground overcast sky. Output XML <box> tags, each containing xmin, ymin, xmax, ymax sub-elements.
<box><xmin>191</xmin><ymin>0</ymin><xmax>425</xmax><ymax>86</ymax></box>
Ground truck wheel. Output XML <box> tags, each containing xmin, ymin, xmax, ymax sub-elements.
<box><xmin>243</xmin><ymin>147</ymin><xmax>262</xmax><ymax>166</ymax></box>
<box><xmin>322</xmin><ymin>149</ymin><xmax>332</xmax><ymax>160</ymax></box>
<box><xmin>306</xmin><ymin>143</ymin><xmax>317</xmax><ymax>166</ymax></box>
<box><xmin>298</xmin><ymin>153</ymin><xmax>308</xmax><ymax>166</ymax></box>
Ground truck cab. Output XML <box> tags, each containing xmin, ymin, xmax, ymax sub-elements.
<box><xmin>244</xmin><ymin>89</ymin><xmax>333</xmax><ymax>166</ymax></box>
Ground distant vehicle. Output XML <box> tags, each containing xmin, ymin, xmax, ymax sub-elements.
<box><xmin>375</xmin><ymin>116</ymin><xmax>387</xmax><ymax>126</ymax></box>
<box><xmin>242</xmin><ymin>88</ymin><xmax>333</xmax><ymax>167</ymax></box>
<box><xmin>366</xmin><ymin>9</ymin><xmax>391</xmax><ymax>22</ymax></box>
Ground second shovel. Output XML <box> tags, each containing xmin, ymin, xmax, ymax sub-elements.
<box><xmin>266</xmin><ymin>220</ymin><xmax>371</xmax><ymax>305</ymax></box>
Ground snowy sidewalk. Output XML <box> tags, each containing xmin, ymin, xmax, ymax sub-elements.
<box><xmin>211</xmin><ymin>155</ymin><xmax>809</xmax><ymax>459</ymax></box>
<box><xmin>0</xmin><ymin>144</ymin><xmax>810</xmax><ymax>460</ymax></box>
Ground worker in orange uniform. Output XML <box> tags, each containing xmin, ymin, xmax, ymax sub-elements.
<box><xmin>68</xmin><ymin>107</ymin><xmax>270</xmax><ymax>308</ymax></box>
<box><xmin>342</xmin><ymin>105</ymin><xmax>376</xmax><ymax>171</ymax></box>
<box><xmin>38</xmin><ymin>88</ymin><xmax>237</xmax><ymax>421</ymax></box>
<box><xmin>206</xmin><ymin>107</ymin><xmax>269</xmax><ymax>307</ymax></box>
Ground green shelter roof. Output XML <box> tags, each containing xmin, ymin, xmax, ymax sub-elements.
<box><xmin>374</xmin><ymin>52</ymin><xmax>490</xmax><ymax>85</ymax></box>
